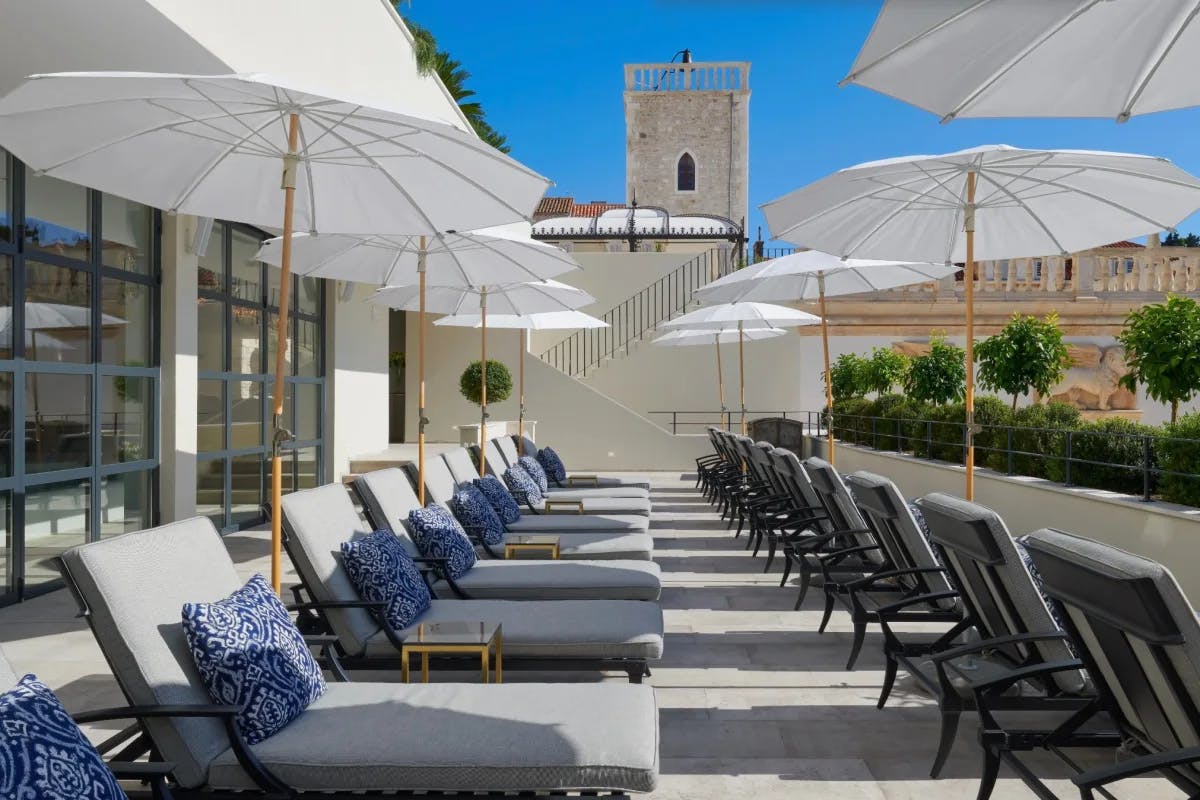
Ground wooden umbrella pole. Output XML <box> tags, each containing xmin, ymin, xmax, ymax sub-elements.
<box><xmin>270</xmin><ymin>112</ymin><xmax>300</xmax><ymax>595</ymax></box>
<box><xmin>818</xmin><ymin>273</ymin><xmax>835</xmax><ymax>466</ymax></box>
<box><xmin>715</xmin><ymin>334</ymin><xmax>726</xmax><ymax>430</ymax></box>
<box><xmin>518</xmin><ymin>328</ymin><xmax>525</xmax><ymax>441</ymax></box>
<box><xmin>738</xmin><ymin>321</ymin><xmax>746</xmax><ymax>435</ymax></box>
<box><xmin>479</xmin><ymin>286</ymin><xmax>488</xmax><ymax>477</ymax></box>
<box><xmin>965</xmin><ymin>171</ymin><xmax>977</xmax><ymax>501</ymax></box>
<box><xmin>417</xmin><ymin>237</ymin><xmax>427</xmax><ymax>505</ymax></box>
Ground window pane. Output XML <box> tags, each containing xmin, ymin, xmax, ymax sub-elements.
<box><xmin>100</xmin><ymin>471</ymin><xmax>151</xmax><ymax>537</ymax></box>
<box><xmin>25</xmin><ymin>173</ymin><xmax>89</xmax><ymax>260</ymax></box>
<box><xmin>0</xmin><ymin>491</ymin><xmax>9</xmax><ymax>593</ymax></box>
<box><xmin>231</xmin><ymin>306</ymin><xmax>262</xmax><ymax>374</ymax></box>
<box><xmin>230</xmin><ymin>228</ymin><xmax>263</xmax><ymax>305</ymax></box>
<box><xmin>197</xmin><ymin>298</ymin><xmax>225</xmax><ymax>372</ymax></box>
<box><xmin>0</xmin><ymin>256</ymin><xmax>12</xmax><ymax>359</ymax></box>
<box><xmin>197</xmin><ymin>379</ymin><xmax>224</xmax><ymax>452</ymax></box>
<box><xmin>293</xmin><ymin>383</ymin><xmax>320</xmax><ymax>442</ymax></box>
<box><xmin>26</xmin><ymin>261</ymin><xmax>91</xmax><ymax>363</ymax></box>
<box><xmin>266</xmin><ymin>311</ymin><xmax>294</xmax><ymax>376</ymax></box>
<box><xmin>297</xmin><ymin>276</ymin><xmax>321</xmax><ymax>316</ymax></box>
<box><xmin>26</xmin><ymin>372</ymin><xmax>89</xmax><ymax>472</ymax></box>
<box><xmin>102</xmin><ymin>374</ymin><xmax>151</xmax><ymax>464</ymax></box>
<box><xmin>0</xmin><ymin>372</ymin><xmax>11</xmax><ymax>478</ymax></box>
<box><xmin>25</xmin><ymin>480</ymin><xmax>89</xmax><ymax>590</ymax></box>
<box><xmin>266</xmin><ymin>267</ymin><xmax>287</xmax><ymax>313</ymax></box>
<box><xmin>196</xmin><ymin>458</ymin><xmax>225</xmax><ymax>527</ymax></box>
<box><xmin>295</xmin><ymin>446</ymin><xmax>319</xmax><ymax>491</ymax></box>
<box><xmin>0</xmin><ymin>150</ymin><xmax>9</xmax><ymax>245</ymax></box>
<box><xmin>101</xmin><ymin>279</ymin><xmax>152</xmax><ymax>366</ymax></box>
<box><xmin>100</xmin><ymin>195</ymin><xmax>152</xmax><ymax>274</ymax></box>
<box><xmin>231</xmin><ymin>380</ymin><xmax>263</xmax><ymax>448</ymax></box>
<box><xmin>231</xmin><ymin>453</ymin><xmax>263</xmax><ymax>526</ymax></box>
<box><xmin>297</xmin><ymin>318</ymin><xmax>320</xmax><ymax>377</ymax></box>
<box><xmin>197</xmin><ymin>222</ymin><xmax>226</xmax><ymax>293</ymax></box>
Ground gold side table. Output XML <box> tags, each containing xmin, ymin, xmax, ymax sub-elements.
<box><xmin>400</xmin><ymin>621</ymin><xmax>502</xmax><ymax>684</ymax></box>
<box><xmin>504</xmin><ymin>534</ymin><xmax>561</xmax><ymax>560</ymax></box>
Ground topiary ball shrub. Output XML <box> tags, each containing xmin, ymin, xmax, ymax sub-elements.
<box><xmin>459</xmin><ymin>360</ymin><xmax>513</xmax><ymax>406</ymax></box>
<box><xmin>1070</xmin><ymin>417</ymin><xmax>1159</xmax><ymax>496</ymax></box>
<box><xmin>1158</xmin><ymin>412</ymin><xmax>1200</xmax><ymax>507</ymax></box>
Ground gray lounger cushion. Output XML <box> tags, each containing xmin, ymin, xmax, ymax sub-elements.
<box><xmin>425</xmin><ymin>454</ymin><xmax>650</xmax><ymax>532</ymax></box>
<box><xmin>543</xmin><ymin>485</ymin><xmax>651</xmax><ymax>500</ymax></box>
<box><xmin>355</xmin><ymin>466</ymin><xmax>653</xmax><ymax>558</ymax></box>
<box><xmin>513</xmin><ymin>436</ymin><xmax>651</xmax><ymax>491</ymax></box>
<box><xmin>452</xmin><ymin>559</ymin><xmax>661</xmax><ymax>600</ymax></box>
<box><xmin>529</xmin><ymin>495</ymin><xmax>651</xmax><ymax>516</ymax></box>
<box><xmin>281</xmin><ymin>484</ymin><xmax>663</xmax><ymax>659</ymax></box>
<box><xmin>364</xmin><ymin>599</ymin><xmax>663</xmax><ymax>660</ymax></box>
<box><xmin>207</xmin><ymin>682</ymin><xmax>658</xmax><ymax>793</ymax></box>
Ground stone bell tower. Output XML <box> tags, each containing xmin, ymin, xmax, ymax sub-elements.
<box><xmin>624</xmin><ymin>52</ymin><xmax>750</xmax><ymax>226</ymax></box>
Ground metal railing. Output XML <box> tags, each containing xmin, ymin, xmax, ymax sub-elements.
<box><xmin>819</xmin><ymin>410</ymin><xmax>1200</xmax><ymax>504</ymax></box>
<box><xmin>539</xmin><ymin>248</ymin><xmax>736</xmax><ymax>378</ymax></box>
<box><xmin>648</xmin><ymin>409</ymin><xmax>809</xmax><ymax>435</ymax></box>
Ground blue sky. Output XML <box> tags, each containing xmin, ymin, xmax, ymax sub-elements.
<box><xmin>405</xmin><ymin>0</ymin><xmax>1200</xmax><ymax>244</ymax></box>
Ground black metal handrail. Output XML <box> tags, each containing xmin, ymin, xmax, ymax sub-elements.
<box><xmin>648</xmin><ymin>409</ymin><xmax>810</xmax><ymax>434</ymax></box>
<box><xmin>538</xmin><ymin>248</ymin><xmax>736</xmax><ymax>377</ymax></box>
<box><xmin>817</xmin><ymin>410</ymin><xmax>1200</xmax><ymax>504</ymax></box>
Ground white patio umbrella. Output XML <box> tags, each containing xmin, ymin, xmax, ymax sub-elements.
<box><xmin>0</xmin><ymin>71</ymin><xmax>549</xmax><ymax>592</ymax></box>
<box><xmin>696</xmin><ymin>251</ymin><xmax>957</xmax><ymax>463</ymax></box>
<box><xmin>663</xmin><ymin>303</ymin><xmax>821</xmax><ymax>434</ymax></box>
<box><xmin>762</xmin><ymin>144</ymin><xmax>1200</xmax><ymax>498</ymax></box>
<box><xmin>435</xmin><ymin>310</ymin><xmax>607</xmax><ymax>441</ymax></box>
<box><xmin>371</xmin><ymin>280</ymin><xmax>594</xmax><ymax>476</ymax></box>
<box><xmin>842</xmin><ymin>0</ymin><xmax>1200</xmax><ymax>123</ymax></box>
<box><xmin>652</xmin><ymin>326</ymin><xmax>788</xmax><ymax>430</ymax></box>
<box><xmin>256</xmin><ymin>227</ymin><xmax>579</xmax><ymax>504</ymax></box>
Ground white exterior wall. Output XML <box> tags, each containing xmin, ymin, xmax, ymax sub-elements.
<box><xmin>327</xmin><ymin>282</ymin><xmax>390</xmax><ymax>480</ymax></box>
<box><xmin>159</xmin><ymin>215</ymin><xmax>199</xmax><ymax>521</ymax></box>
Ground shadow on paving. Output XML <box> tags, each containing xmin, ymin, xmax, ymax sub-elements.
<box><xmin>661</xmin><ymin>631</ymin><xmax>890</xmax><ymax>672</ymax></box>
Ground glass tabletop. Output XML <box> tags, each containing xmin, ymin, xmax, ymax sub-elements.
<box><xmin>507</xmin><ymin>535</ymin><xmax>560</xmax><ymax>547</ymax></box>
<box><xmin>412</xmin><ymin>621</ymin><xmax>501</xmax><ymax>645</ymax></box>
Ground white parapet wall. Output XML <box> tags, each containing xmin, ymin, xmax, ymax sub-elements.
<box><xmin>806</xmin><ymin>437</ymin><xmax>1200</xmax><ymax>596</ymax></box>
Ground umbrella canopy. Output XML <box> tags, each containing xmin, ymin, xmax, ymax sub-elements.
<box><xmin>0</xmin><ymin>71</ymin><xmax>549</xmax><ymax>234</ymax></box>
<box><xmin>0</xmin><ymin>303</ymin><xmax>126</xmax><ymax>334</ymax></box>
<box><xmin>696</xmin><ymin>250</ymin><xmax>956</xmax><ymax>303</ymax></box>
<box><xmin>434</xmin><ymin>310</ymin><xmax>606</xmax><ymax>330</ymax></box>
<box><xmin>370</xmin><ymin>279</ymin><xmax>593</xmax><ymax>316</ymax></box>
<box><xmin>696</xmin><ymin>251</ymin><xmax>956</xmax><ymax>465</ymax></box>
<box><xmin>843</xmin><ymin>0</ymin><xmax>1200</xmax><ymax>123</ymax></box>
<box><xmin>662</xmin><ymin>301</ymin><xmax>821</xmax><ymax>330</ymax></box>
<box><xmin>256</xmin><ymin>227</ymin><xmax>578</xmax><ymax>286</ymax></box>
<box><xmin>763</xmin><ymin>145</ymin><xmax>1200</xmax><ymax>262</ymax></box>
<box><xmin>652</xmin><ymin>326</ymin><xmax>787</xmax><ymax>346</ymax></box>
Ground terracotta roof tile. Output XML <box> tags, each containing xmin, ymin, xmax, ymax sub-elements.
<box><xmin>534</xmin><ymin>196</ymin><xmax>574</xmax><ymax>220</ymax></box>
<box><xmin>571</xmin><ymin>202</ymin><xmax>624</xmax><ymax>217</ymax></box>
<box><xmin>1101</xmin><ymin>240</ymin><xmax>1143</xmax><ymax>249</ymax></box>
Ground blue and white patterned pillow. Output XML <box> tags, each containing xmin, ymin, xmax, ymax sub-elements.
<box><xmin>518</xmin><ymin>455</ymin><xmax>550</xmax><ymax>494</ymax></box>
<box><xmin>538</xmin><ymin>446</ymin><xmax>568</xmax><ymax>484</ymax></box>
<box><xmin>1014</xmin><ymin>535</ymin><xmax>1074</xmax><ymax>644</ymax></box>
<box><xmin>408</xmin><ymin>506</ymin><xmax>477</xmax><ymax>579</ymax></box>
<box><xmin>451</xmin><ymin>484</ymin><xmax>505</xmax><ymax>545</ymax></box>
<box><xmin>0</xmin><ymin>674</ymin><xmax>128</xmax><ymax>800</ymax></box>
<box><xmin>503</xmin><ymin>464</ymin><xmax>543</xmax><ymax>503</ymax></box>
<box><xmin>474</xmin><ymin>475</ymin><xmax>521</xmax><ymax>525</ymax></box>
<box><xmin>182</xmin><ymin>573</ymin><xmax>325</xmax><ymax>745</ymax></box>
<box><xmin>907</xmin><ymin>502</ymin><xmax>944</xmax><ymax>565</ymax></box>
<box><xmin>341</xmin><ymin>530</ymin><xmax>431</xmax><ymax>631</ymax></box>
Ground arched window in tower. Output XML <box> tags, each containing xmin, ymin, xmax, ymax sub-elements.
<box><xmin>676</xmin><ymin>152</ymin><xmax>696</xmax><ymax>192</ymax></box>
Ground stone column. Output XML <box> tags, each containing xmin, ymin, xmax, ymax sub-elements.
<box><xmin>159</xmin><ymin>215</ymin><xmax>199</xmax><ymax>523</ymax></box>
<box><xmin>1074</xmin><ymin>255</ymin><xmax>1096</xmax><ymax>299</ymax></box>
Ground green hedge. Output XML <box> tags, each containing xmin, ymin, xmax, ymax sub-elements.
<box><xmin>1158</xmin><ymin>412</ymin><xmax>1200</xmax><ymax>507</ymax></box>
<box><xmin>1068</xmin><ymin>417</ymin><xmax>1160</xmax><ymax>496</ymax></box>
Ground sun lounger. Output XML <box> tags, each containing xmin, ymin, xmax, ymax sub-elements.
<box><xmin>492</xmin><ymin>438</ymin><xmax>648</xmax><ymax>499</ymax></box>
<box><xmin>513</xmin><ymin>435</ymin><xmax>651</xmax><ymax>491</ymax></box>
<box><xmin>57</xmin><ymin>518</ymin><xmax>659</xmax><ymax>797</ymax></box>
<box><xmin>477</xmin><ymin>441</ymin><xmax>650</xmax><ymax>515</ymax></box>
<box><xmin>434</xmin><ymin>448</ymin><xmax>652</xmax><ymax>536</ymax></box>
<box><xmin>352</xmin><ymin>467</ymin><xmax>661</xmax><ymax>599</ymax></box>
<box><xmin>281</xmin><ymin>483</ymin><xmax>662</xmax><ymax>682</ymax></box>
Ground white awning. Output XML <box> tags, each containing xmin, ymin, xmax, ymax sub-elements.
<box><xmin>533</xmin><ymin>207</ymin><xmax>741</xmax><ymax>238</ymax></box>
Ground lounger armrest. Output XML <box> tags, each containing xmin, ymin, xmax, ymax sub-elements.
<box><xmin>931</xmin><ymin>631</ymin><xmax>1072</xmax><ymax>664</ymax></box>
<box><xmin>73</xmin><ymin>704</ymin><xmax>242</xmax><ymax>725</ymax></box>
<box><xmin>287</xmin><ymin>599</ymin><xmax>387</xmax><ymax>613</ymax></box>
<box><xmin>1073</xmin><ymin>745</ymin><xmax>1200</xmax><ymax>791</ymax></box>
<box><xmin>508</xmin><ymin>488</ymin><xmax>539</xmax><ymax>513</ymax></box>
<box><xmin>817</xmin><ymin>544</ymin><xmax>882</xmax><ymax>563</ymax></box>
<box><xmin>543</xmin><ymin>499</ymin><xmax>584</xmax><ymax>514</ymax></box>
<box><xmin>787</xmin><ymin>525</ymin><xmax>871</xmax><ymax>547</ymax></box>
<box><xmin>875</xmin><ymin>591</ymin><xmax>960</xmax><ymax>616</ymax></box>
<box><xmin>566</xmin><ymin>474</ymin><xmax>600</xmax><ymax>486</ymax></box>
<box><xmin>968</xmin><ymin>658</ymin><xmax>1086</xmax><ymax>694</ymax></box>
<box><xmin>106</xmin><ymin>762</ymin><xmax>177</xmax><ymax>781</ymax></box>
<box><xmin>847</xmin><ymin>566</ymin><xmax>947</xmax><ymax>590</ymax></box>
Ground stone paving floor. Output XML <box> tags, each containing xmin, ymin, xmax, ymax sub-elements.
<box><xmin>0</xmin><ymin>472</ymin><xmax>1179</xmax><ymax>798</ymax></box>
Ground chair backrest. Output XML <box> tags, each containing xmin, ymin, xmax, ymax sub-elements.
<box><xmin>58</xmin><ymin>518</ymin><xmax>245</xmax><ymax>789</ymax></box>
<box><xmin>413</xmin><ymin>454</ymin><xmax>461</xmax><ymax>507</ymax></box>
<box><xmin>800</xmin><ymin>457</ymin><xmax>875</xmax><ymax>551</ymax></box>
<box><xmin>713</xmin><ymin>429</ymin><xmax>738</xmax><ymax>463</ymax></box>
<box><xmin>915</xmin><ymin>493</ymin><xmax>1086</xmax><ymax>693</ymax></box>
<box><xmin>493</xmin><ymin>436</ymin><xmax>521</xmax><ymax>467</ymax></box>
<box><xmin>351</xmin><ymin>468</ymin><xmax>423</xmax><ymax>557</ymax></box>
<box><xmin>517</xmin><ymin>435</ymin><xmax>537</xmax><ymax>458</ymax></box>
<box><xmin>1023</xmin><ymin>528</ymin><xmax>1200</xmax><ymax>788</ymax></box>
<box><xmin>280</xmin><ymin>483</ymin><xmax>381</xmax><ymax>658</ymax></box>
<box><xmin>443</xmin><ymin>447</ymin><xmax>481</xmax><ymax>486</ymax></box>
<box><xmin>748</xmin><ymin>441</ymin><xmax>781</xmax><ymax>493</ymax></box>
<box><xmin>843</xmin><ymin>471</ymin><xmax>958</xmax><ymax>611</ymax></box>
